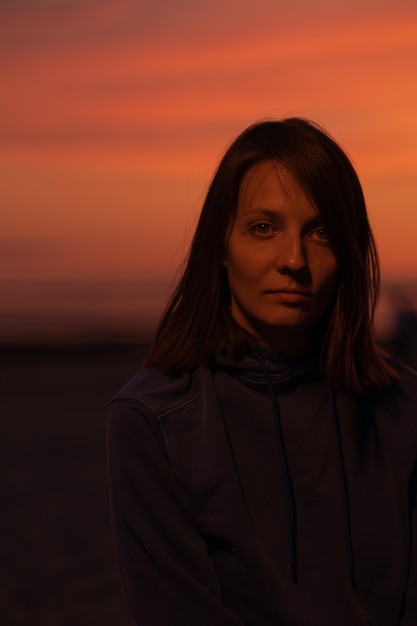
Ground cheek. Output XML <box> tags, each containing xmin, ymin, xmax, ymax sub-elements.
<box><xmin>226</xmin><ymin>238</ymin><xmax>272</xmax><ymax>278</ymax></box>
<box><xmin>318</xmin><ymin>260</ymin><xmax>340</xmax><ymax>301</ymax></box>
<box><xmin>313</xmin><ymin>248</ymin><xmax>338</xmax><ymax>279</ymax></box>
<box><xmin>310</xmin><ymin>249</ymin><xmax>339</xmax><ymax>292</ymax></box>
<box><xmin>323</xmin><ymin>259</ymin><xmax>338</xmax><ymax>280</ymax></box>
<box><xmin>226</xmin><ymin>254</ymin><xmax>266</xmax><ymax>290</ymax></box>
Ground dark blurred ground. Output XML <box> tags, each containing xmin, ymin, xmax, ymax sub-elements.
<box><xmin>0</xmin><ymin>343</ymin><xmax>146</xmax><ymax>626</ymax></box>
<box><xmin>1</xmin><ymin>330</ymin><xmax>416</xmax><ymax>626</ymax></box>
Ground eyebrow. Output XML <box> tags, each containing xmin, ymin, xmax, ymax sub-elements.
<box><xmin>240</xmin><ymin>208</ymin><xmax>282</xmax><ymax>219</ymax></box>
<box><xmin>241</xmin><ymin>207</ymin><xmax>321</xmax><ymax>220</ymax></box>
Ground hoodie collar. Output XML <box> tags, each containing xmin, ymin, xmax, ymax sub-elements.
<box><xmin>214</xmin><ymin>343</ymin><xmax>321</xmax><ymax>391</ymax></box>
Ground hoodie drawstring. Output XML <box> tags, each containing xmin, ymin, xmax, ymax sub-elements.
<box><xmin>254</xmin><ymin>351</ymin><xmax>355</xmax><ymax>588</ymax></box>
<box><xmin>329</xmin><ymin>389</ymin><xmax>356</xmax><ymax>589</ymax></box>
<box><xmin>254</xmin><ymin>351</ymin><xmax>298</xmax><ymax>583</ymax></box>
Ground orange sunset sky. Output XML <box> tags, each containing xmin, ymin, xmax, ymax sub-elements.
<box><xmin>1</xmin><ymin>0</ymin><xmax>417</xmax><ymax>338</ymax></box>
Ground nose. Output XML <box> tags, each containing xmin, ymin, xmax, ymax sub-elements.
<box><xmin>275</xmin><ymin>233</ymin><xmax>307</xmax><ymax>273</ymax></box>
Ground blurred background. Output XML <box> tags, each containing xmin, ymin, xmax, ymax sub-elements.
<box><xmin>1</xmin><ymin>0</ymin><xmax>417</xmax><ymax>623</ymax></box>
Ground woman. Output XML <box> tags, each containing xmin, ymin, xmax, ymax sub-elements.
<box><xmin>107</xmin><ymin>118</ymin><xmax>417</xmax><ymax>625</ymax></box>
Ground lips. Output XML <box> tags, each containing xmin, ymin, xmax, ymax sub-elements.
<box><xmin>265</xmin><ymin>289</ymin><xmax>313</xmax><ymax>305</ymax></box>
<box><xmin>266</xmin><ymin>289</ymin><xmax>312</xmax><ymax>297</ymax></box>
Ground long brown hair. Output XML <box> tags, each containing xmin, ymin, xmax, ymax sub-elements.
<box><xmin>145</xmin><ymin>118</ymin><xmax>397</xmax><ymax>393</ymax></box>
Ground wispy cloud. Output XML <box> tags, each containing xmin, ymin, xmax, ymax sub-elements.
<box><xmin>1</xmin><ymin>0</ymin><xmax>417</xmax><ymax>286</ymax></box>
<box><xmin>2</xmin><ymin>3</ymin><xmax>416</xmax><ymax>153</ymax></box>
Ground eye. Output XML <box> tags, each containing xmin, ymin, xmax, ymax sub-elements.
<box><xmin>314</xmin><ymin>227</ymin><xmax>329</xmax><ymax>240</ymax></box>
<box><xmin>251</xmin><ymin>222</ymin><xmax>277</xmax><ymax>236</ymax></box>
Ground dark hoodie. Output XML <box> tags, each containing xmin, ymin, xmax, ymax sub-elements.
<box><xmin>106</xmin><ymin>348</ymin><xmax>417</xmax><ymax>625</ymax></box>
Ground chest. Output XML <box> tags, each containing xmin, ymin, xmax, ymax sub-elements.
<box><xmin>162</xmin><ymin>375</ymin><xmax>410</xmax><ymax>588</ymax></box>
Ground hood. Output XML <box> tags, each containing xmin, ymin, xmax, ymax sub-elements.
<box><xmin>214</xmin><ymin>343</ymin><xmax>321</xmax><ymax>391</ymax></box>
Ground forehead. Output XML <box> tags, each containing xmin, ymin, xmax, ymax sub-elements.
<box><xmin>238</xmin><ymin>160</ymin><xmax>315</xmax><ymax>214</ymax></box>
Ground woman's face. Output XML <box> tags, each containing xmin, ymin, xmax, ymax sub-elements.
<box><xmin>224</xmin><ymin>161</ymin><xmax>339</xmax><ymax>356</ymax></box>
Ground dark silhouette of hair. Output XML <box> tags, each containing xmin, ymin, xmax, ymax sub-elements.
<box><xmin>145</xmin><ymin>118</ymin><xmax>397</xmax><ymax>393</ymax></box>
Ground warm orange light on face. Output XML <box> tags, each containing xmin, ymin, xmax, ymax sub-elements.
<box><xmin>225</xmin><ymin>162</ymin><xmax>339</xmax><ymax>356</ymax></box>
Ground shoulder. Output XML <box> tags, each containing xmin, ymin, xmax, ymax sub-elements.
<box><xmin>388</xmin><ymin>358</ymin><xmax>417</xmax><ymax>398</ymax></box>
<box><xmin>369</xmin><ymin>358</ymin><xmax>417</xmax><ymax>423</ymax></box>
<box><xmin>110</xmin><ymin>365</ymin><xmax>212</xmax><ymax>421</ymax></box>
